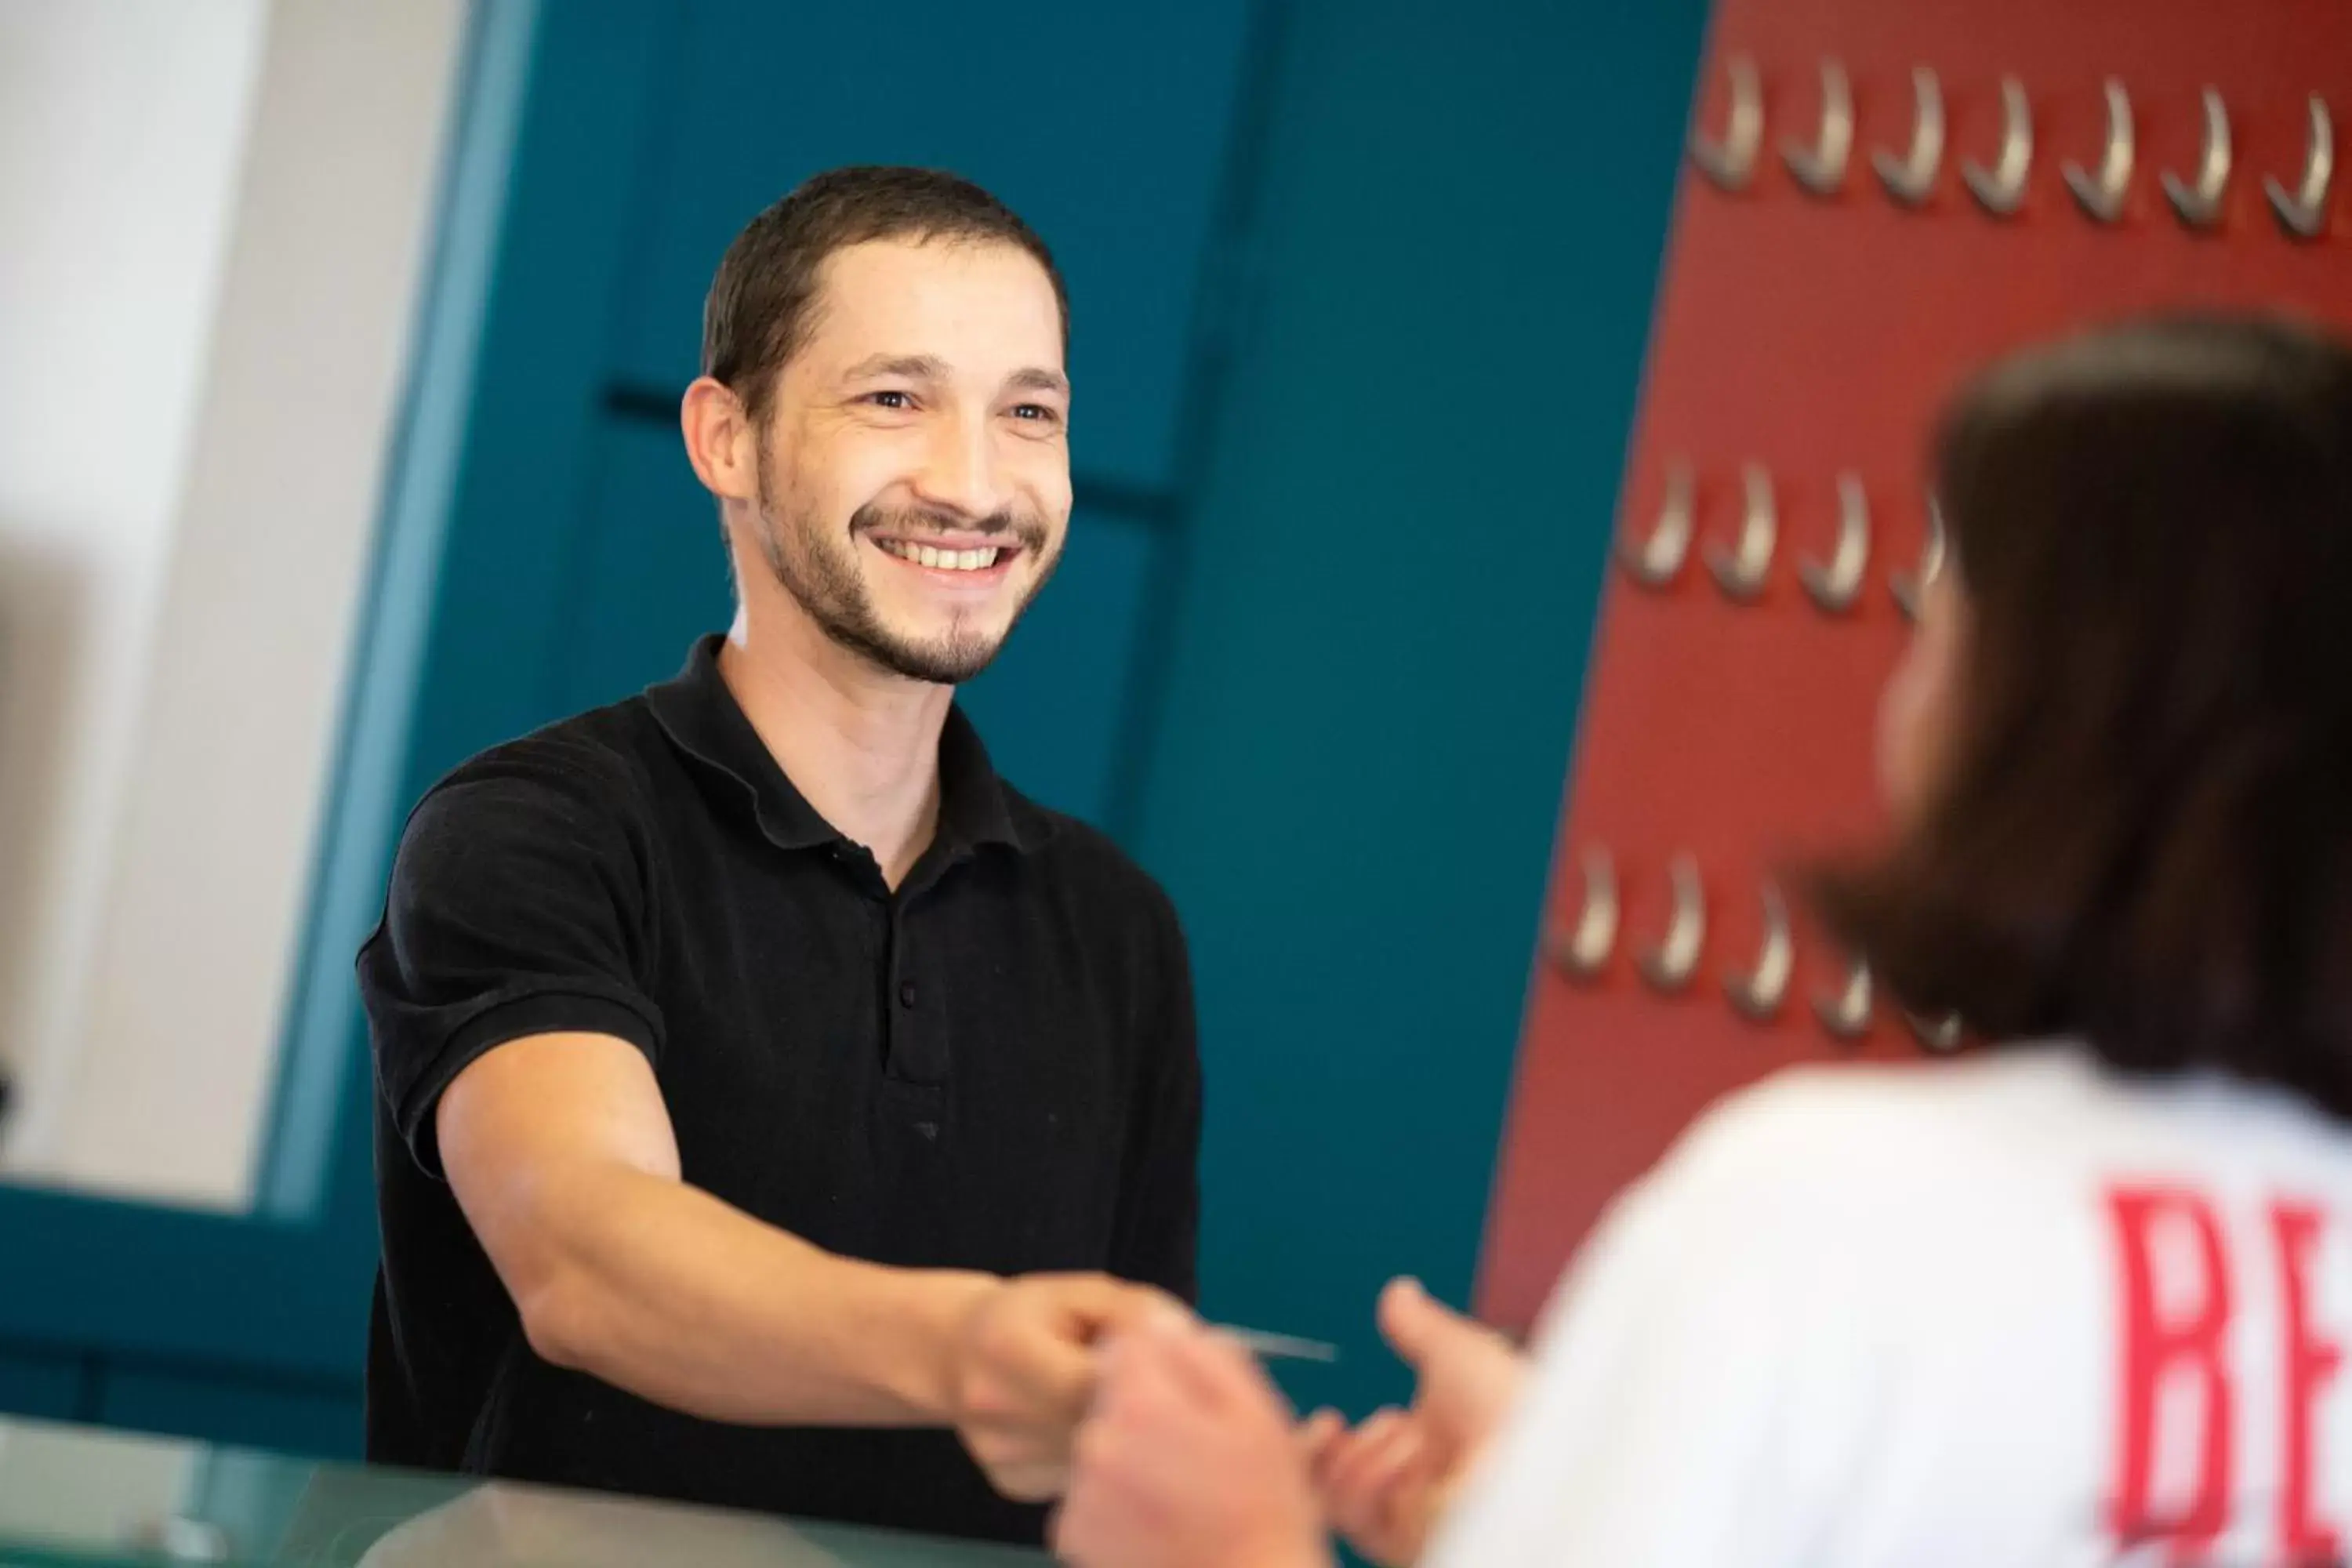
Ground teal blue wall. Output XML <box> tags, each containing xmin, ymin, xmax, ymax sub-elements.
<box><xmin>0</xmin><ymin>0</ymin><xmax>1704</xmax><ymax>1465</ymax></box>
<box><xmin>1135</xmin><ymin>0</ymin><xmax>1704</xmax><ymax>1417</ymax></box>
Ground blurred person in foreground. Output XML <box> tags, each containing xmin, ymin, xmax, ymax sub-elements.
<box><xmin>1058</xmin><ymin>315</ymin><xmax>2352</xmax><ymax>1566</ymax></box>
<box><xmin>358</xmin><ymin>166</ymin><xmax>1200</xmax><ymax>1544</ymax></box>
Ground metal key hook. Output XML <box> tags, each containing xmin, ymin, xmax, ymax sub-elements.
<box><xmin>2065</xmin><ymin>78</ymin><xmax>2136</xmax><ymax>223</ymax></box>
<box><xmin>1638</xmin><ymin>855</ymin><xmax>1707</xmax><ymax>995</ymax></box>
<box><xmin>1964</xmin><ymin>76</ymin><xmax>2034</xmax><ymax>216</ymax></box>
<box><xmin>2161</xmin><ymin>87</ymin><xmax>2231</xmax><ymax>230</ymax></box>
<box><xmin>1545</xmin><ymin>848</ymin><xmax>1619</xmax><ymax>982</ymax></box>
<box><xmin>1783</xmin><ymin>59</ymin><xmax>1854</xmax><ymax>195</ymax></box>
<box><xmin>2267</xmin><ymin>93</ymin><xmax>2334</xmax><ymax>240</ymax></box>
<box><xmin>1815</xmin><ymin>954</ymin><xmax>1874</xmax><ymax>1043</ymax></box>
<box><xmin>1893</xmin><ymin>494</ymin><xmax>1948</xmax><ymax>622</ymax></box>
<box><xmin>1800</xmin><ymin>473</ymin><xmax>1871</xmax><ymax>615</ymax></box>
<box><xmin>1708</xmin><ymin>464</ymin><xmax>1777</xmax><ymax>602</ymax></box>
<box><xmin>1726</xmin><ymin>880</ymin><xmax>1795</xmax><ymax>1022</ymax></box>
<box><xmin>1619</xmin><ymin>462</ymin><xmax>1695</xmax><ymax>589</ymax></box>
<box><xmin>1907</xmin><ymin>1011</ymin><xmax>1965</xmax><ymax>1053</ymax></box>
<box><xmin>1691</xmin><ymin>56</ymin><xmax>1764</xmax><ymax>192</ymax></box>
<box><xmin>1874</xmin><ymin>66</ymin><xmax>1945</xmax><ymax>206</ymax></box>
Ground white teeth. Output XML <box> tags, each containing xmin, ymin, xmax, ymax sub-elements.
<box><xmin>880</xmin><ymin>540</ymin><xmax>1003</xmax><ymax>571</ymax></box>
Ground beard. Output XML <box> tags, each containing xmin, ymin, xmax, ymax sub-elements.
<box><xmin>753</xmin><ymin>450</ymin><xmax>1058</xmax><ymax>685</ymax></box>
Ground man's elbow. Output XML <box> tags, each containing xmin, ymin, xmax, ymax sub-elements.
<box><xmin>511</xmin><ymin>1264</ymin><xmax>607</xmax><ymax>1374</ymax></box>
<box><xmin>456</xmin><ymin>1154</ymin><xmax>654</xmax><ymax>1377</ymax></box>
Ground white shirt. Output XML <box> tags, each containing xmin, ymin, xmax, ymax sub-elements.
<box><xmin>1428</xmin><ymin>1048</ymin><xmax>2352</xmax><ymax>1568</ymax></box>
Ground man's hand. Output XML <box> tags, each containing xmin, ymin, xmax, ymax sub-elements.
<box><xmin>1307</xmin><ymin>1279</ymin><xmax>1529</xmax><ymax>1566</ymax></box>
<box><xmin>1056</xmin><ymin>1314</ymin><xmax>1333</xmax><ymax>1568</ymax></box>
<box><xmin>950</xmin><ymin>1274</ymin><xmax>1172</xmax><ymax>1501</ymax></box>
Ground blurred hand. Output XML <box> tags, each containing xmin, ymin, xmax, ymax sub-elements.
<box><xmin>1306</xmin><ymin>1278</ymin><xmax>1529</xmax><ymax>1566</ymax></box>
<box><xmin>1301</xmin><ymin>1404</ymin><xmax>1444</xmax><ymax>1568</ymax></box>
<box><xmin>1056</xmin><ymin>1315</ymin><xmax>1332</xmax><ymax>1568</ymax></box>
<box><xmin>952</xmin><ymin>1273</ymin><xmax>1173</xmax><ymax>1501</ymax></box>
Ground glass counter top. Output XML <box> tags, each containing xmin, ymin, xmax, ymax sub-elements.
<box><xmin>0</xmin><ymin>1418</ymin><xmax>1047</xmax><ymax>1566</ymax></box>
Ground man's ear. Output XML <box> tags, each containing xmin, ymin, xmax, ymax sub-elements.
<box><xmin>681</xmin><ymin>377</ymin><xmax>757</xmax><ymax>503</ymax></box>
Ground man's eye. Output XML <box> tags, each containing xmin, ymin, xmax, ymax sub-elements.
<box><xmin>1011</xmin><ymin>404</ymin><xmax>1061</xmax><ymax>424</ymax></box>
<box><xmin>863</xmin><ymin>390</ymin><xmax>913</xmax><ymax>410</ymax></box>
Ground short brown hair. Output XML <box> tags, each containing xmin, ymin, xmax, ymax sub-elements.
<box><xmin>701</xmin><ymin>165</ymin><xmax>1069</xmax><ymax>423</ymax></box>
<box><xmin>1812</xmin><ymin>317</ymin><xmax>2352</xmax><ymax>1116</ymax></box>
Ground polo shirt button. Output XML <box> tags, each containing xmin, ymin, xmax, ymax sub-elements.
<box><xmin>898</xmin><ymin>982</ymin><xmax>917</xmax><ymax>1009</ymax></box>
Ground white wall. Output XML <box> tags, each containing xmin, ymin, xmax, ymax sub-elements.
<box><xmin>0</xmin><ymin>0</ymin><xmax>271</xmax><ymax>1189</ymax></box>
<box><xmin>0</xmin><ymin>0</ymin><xmax>469</xmax><ymax>1206</ymax></box>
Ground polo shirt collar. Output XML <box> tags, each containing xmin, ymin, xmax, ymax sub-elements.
<box><xmin>646</xmin><ymin>636</ymin><xmax>1033</xmax><ymax>856</ymax></box>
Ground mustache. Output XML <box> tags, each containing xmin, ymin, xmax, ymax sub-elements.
<box><xmin>850</xmin><ymin>502</ymin><xmax>1050</xmax><ymax>552</ymax></box>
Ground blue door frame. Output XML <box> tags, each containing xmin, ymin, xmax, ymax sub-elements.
<box><xmin>0</xmin><ymin>0</ymin><xmax>592</xmax><ymax>1442</ymax></box>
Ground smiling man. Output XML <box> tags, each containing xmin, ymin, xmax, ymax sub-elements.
<box><xmin>358</xmin><ymin>167</ymin><xmax>1200</xmax><ymax>1544</ymax></box>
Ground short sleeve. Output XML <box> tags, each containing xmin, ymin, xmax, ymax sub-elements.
<box><xmin>358</xmin><ymin>746</ymin><xmax>666</xmax><ymax>1178</ymax></box>
<box><xmin>1425</xmin><ymin>1078</ymin><xmax>1883</xmax><ymax>1568</ymax></box>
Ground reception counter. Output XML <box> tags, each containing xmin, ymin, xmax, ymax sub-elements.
<box><xmin>0</xmin><ymin>1417</ymin><xmax>1046</xmax><ymax>1566</ymax></box>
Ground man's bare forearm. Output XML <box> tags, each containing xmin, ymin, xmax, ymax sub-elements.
<box><xmin>510</xmin><ymin>1160</ymin><xmax>999</xmax><ymax>1425</ymax></box>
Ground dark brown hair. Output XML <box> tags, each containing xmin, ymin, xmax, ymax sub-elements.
<box><xmin>701</xmin><ymin>165</ymin><xmax>1068</xmax><ymax>424</ymax></box>
<box><xmin>1813</xmin><ymin>316</ymin><xmax>2352</xmax><ymax>1117</ymax></box>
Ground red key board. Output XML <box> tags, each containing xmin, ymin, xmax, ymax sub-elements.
<box><xmin>1477</xmin><ymin>0</ymin><xmax>2352</xmax><ymax>1334</ymax></box>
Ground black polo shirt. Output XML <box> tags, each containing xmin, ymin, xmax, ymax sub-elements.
<box><xmin>358</xmin><ymin>635</ymin><xmax>1200</xmax><ymax>1544</ymax></box>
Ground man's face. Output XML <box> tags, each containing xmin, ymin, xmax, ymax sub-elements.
<box><xmin>750</xmin><ymin>237</ymin><xmax>1073</xmax><ymax>684</ymax></box>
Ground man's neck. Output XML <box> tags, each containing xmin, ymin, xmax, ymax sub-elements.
<box><xmin>717</xmin><ymin>599</ymin><xmax>953</xmax><ymax>891</ymax></box>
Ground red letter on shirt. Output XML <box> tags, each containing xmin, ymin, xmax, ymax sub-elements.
<box><xmin>2106</xmin><ymin>1186</ymin><xmax>2234</xmax><ymax>1552</ymax></box>
<box><xmin>2271</xmin><ymin>1200</ymin><xmax>2342</xmax><ymax>1561</ymax></box>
